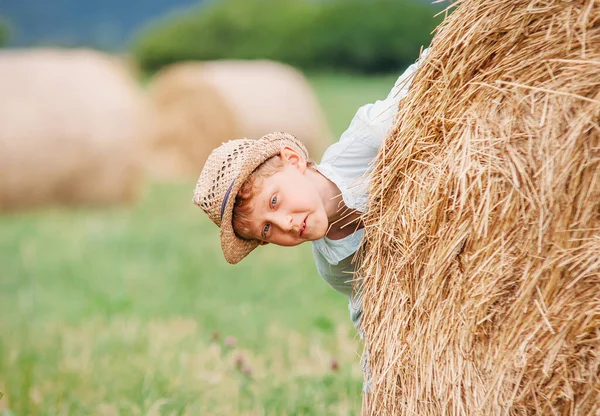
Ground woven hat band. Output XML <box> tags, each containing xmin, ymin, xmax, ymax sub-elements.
<box><xmin>220</xmin><ymin>179</ymin><xmax>236</xmax><ymax>220</ymax></box>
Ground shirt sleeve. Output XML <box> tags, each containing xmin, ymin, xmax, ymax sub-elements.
<box><xmin>318</xmin><ymin>49</ymin><xmax>428</xmax><ymax>212</ymax></box>
<box><xmin>323</xmin><ymin>48</ymin><xmax>427</xmax><ymax>156</ymax></box>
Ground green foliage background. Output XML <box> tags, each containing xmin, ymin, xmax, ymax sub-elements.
<box><xmin>132</xmin><ymin>0</ymin><xmax>441</xmax><ymax>74</ymax></box>
<box><xmin>0</xmin><ymin>18</ymin><xmax>10</xmax><ymax>47</ymax></box>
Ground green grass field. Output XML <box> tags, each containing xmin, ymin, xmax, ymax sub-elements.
<box><xmin>0</xmin><ymin>73</ymin><xmax>397</xmax><ymax>416</ymax></box>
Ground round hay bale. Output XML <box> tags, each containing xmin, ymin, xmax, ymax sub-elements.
<box><xmin>360</xmin><ymin>0</ymin><xmax>600</xmax><ymax>414</ymax></box>
<box><xmin>146</xmin><ymin>60</ymin><xmax>331</xmax><ymax>179</ymax></box>
<box><xmin>145</xmin><ymin>63</ymin><xmax>240</xmax><ymax>179</ymax></box>
<box><xmin>0</xmin><ymin>48</ymin><xmax>148</xmax><ymax>211</ymax></box>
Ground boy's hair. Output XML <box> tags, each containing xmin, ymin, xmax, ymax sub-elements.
<box><xmin>233</xmin><ymin>155</ymin><xmax>283</xmax><ymax>240</ymax></box>
<box><xmin>233</xmin><ymin>155</ymin><xmax>314</xmax><ymax>240</ymax></box>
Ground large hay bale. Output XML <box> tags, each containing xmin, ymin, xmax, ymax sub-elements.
<box><xmin>360</xmin><ymin>0</ymin><xmax>600</xmax><ymax>414</ymax></box>
<box><xmin>146</xmin><ymin>60</ymin><xmax>331</xmax><ymax>178</ymax></box>
<box><xmin>0</xmin><ymin>48</ymin><xmax>147</xmax><ymax>211</ymax></box>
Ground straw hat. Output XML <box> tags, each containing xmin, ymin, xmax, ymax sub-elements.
<box><xmin>193</xmin><ymin>132</ymin><xmax>309</xmax><ymax>264</ymax></box>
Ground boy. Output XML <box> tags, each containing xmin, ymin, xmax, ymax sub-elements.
<box><xmin>193</xmin><ymin>52</ymin><xmax>427</xmax><ymax>392</ymax></box>
<box><xmin>193</xmin><ymin>50</ymin><xmax>424</xmax><ymax>328</ymax></box>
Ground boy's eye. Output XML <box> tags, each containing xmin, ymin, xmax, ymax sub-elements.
<box><xmin>270</xmin><ymin>195</ymin><xmax>278</xmax><ymax>208</ymax></box>
<box><xmin>262</xmin><ymin>223</ymin><xmax>271</xmax><ymax>238</ymax></box>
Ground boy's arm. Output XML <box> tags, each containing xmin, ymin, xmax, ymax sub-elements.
<box><xmin>317</xmin><ymin>49</ymin><xmax>428</xmax><ymax>212</ymax></box>
<box><xmin>322</xmin><ymin>48</ymin><xmax>427</xmax><ymax>160</ymax></box>
<box><xmin>385</xmin><ymin>48</ymin><xmax>429</xmax><ymax>102</ymax></box>
<box><xmin>342</xmin><ymin>47</ymin><xmax>428</xmax><ymax>150</ymax></box>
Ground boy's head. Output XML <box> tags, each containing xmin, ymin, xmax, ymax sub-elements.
<box><xmin>193</xmin><ymin>132</ymin><xmax>327</xmax><ymax>264</ymax></box>
<box><xmin>232</xmin><ymin>147</ymin><xmax>325</xmax><ymax>246</ymax></box>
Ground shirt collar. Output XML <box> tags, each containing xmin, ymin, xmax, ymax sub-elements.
<box><xmin>313</xmin><ymin>228</ymin><xmax>365</xmax><ymax>265</ymax></box>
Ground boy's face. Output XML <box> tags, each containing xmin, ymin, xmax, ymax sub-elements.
<box><xmin>243</xmin><ymin>150</ymin><xmax>329</xmax><ymax>246</ymax></box>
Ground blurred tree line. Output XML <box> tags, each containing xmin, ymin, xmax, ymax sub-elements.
<box><xmin>132</xmin><ymin>0</ymin><xmax>442</xmax><ymax>74</ymax></box>
<box><xmin>0</xmin><ymin>18</ymin><xmax>10</xmax><ymax>47</ymax></box>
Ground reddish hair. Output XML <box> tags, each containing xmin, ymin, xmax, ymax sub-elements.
<box><xmin>233</xmin><ymin>156</ymin><xmax>284</xmax><ymax>240</ymax></box>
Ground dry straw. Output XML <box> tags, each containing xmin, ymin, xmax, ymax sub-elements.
<box><xmin>147</xmin><ymin>60</ymin><xmax>330</xmax><ymax>179</ymax></box>
<box><xmin>360</xmin><ymin>0</ymin><xmax>600</xmax><ymax>414</ymax></box>
<box><xmin>0</xmin><ymin>48</ymin><xmax>148</xmax><ymax>211</ymax></box>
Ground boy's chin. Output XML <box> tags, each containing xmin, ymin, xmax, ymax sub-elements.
<box><xmin>311</xmin><ymin>228</ymin><xmax>328</xmax><ymax>241</ymax></box>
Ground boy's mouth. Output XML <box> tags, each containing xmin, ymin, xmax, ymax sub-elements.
<box><xmin>300</xmin><ymin>216</ymin><xmax>307</xmax><ymax>237</ymax></box>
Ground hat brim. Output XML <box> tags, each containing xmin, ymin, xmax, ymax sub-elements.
<box><xmin>218</xmin><ymin>133</ymin><xmax>308</xmax><ymax>264</ymax></box>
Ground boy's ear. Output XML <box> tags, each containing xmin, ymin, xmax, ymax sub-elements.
<box><xmin>279</xmin><ymin>146</ymin><xmax>307</xmax><ymax>172</ymax></box>
<box><xmin>258</xmin><ymin>241</ymin><xmax>269</xmax><ymax>246</ymax></box>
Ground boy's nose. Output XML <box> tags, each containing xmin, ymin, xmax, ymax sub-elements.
<box><xmin>274</xmin><ymin>214</ymin><xmax>295</xmax><ymax>232</ymax></box>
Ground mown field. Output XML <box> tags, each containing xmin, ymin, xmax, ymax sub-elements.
<box><xmin>0</xmin><ymin>72</ymin><xmax>397</xmax><ymax>416</ymax></box>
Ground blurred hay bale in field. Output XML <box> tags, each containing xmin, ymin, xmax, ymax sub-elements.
<box><xmin>360</xmin><ymin>0</ymin><xmax>600</xmax><ymax>414</ymax></box>
<box><xmin>146</xmin><ymin>60</ymin><xmax>331</xmax><ymax>179</ymax></box>
<box><xmin>145</xmin><ymin>62</ymin><xmax>239</xmax><ymax>179</ymax></box>
<box><xmin>0</xmin><ymin>48</ymin><xmax>148</xmax><ymax>211</ymax></box>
